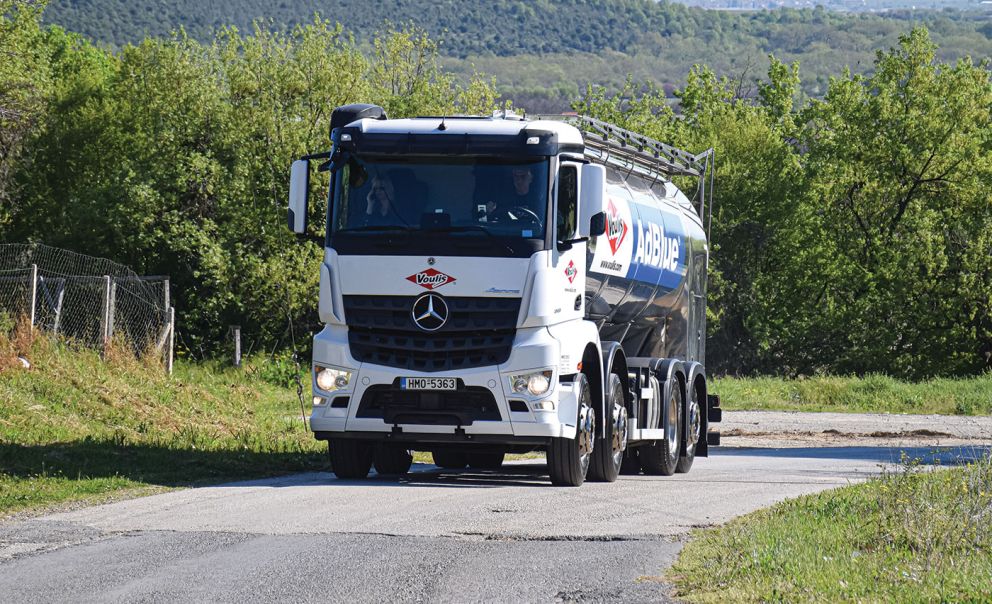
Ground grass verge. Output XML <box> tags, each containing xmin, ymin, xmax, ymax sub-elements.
<box><xmin>0</xmin><ymin>334</ymin><xmax>324</xmax><ymax>516</ymax></box>
<box><xmin>670</xmin><ymin>453</ymin><xmax>992</xmax><ymax>602</ymax></box>
<box><xmin>712</xmin><ymin>374</ymin><xmax>992</xmax><ymax>415</ymax></box>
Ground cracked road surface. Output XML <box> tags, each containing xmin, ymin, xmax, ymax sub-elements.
<box><xmin>1</xmin><ymin>415</ymin><xmax>988</xmax><ymax>603</ymax></box>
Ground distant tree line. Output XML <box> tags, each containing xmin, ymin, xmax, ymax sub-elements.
<box><xmin>2</xmin><ymin>1</ymin><xmax>990</xmax><ymax>377</ymax></box>
<box><xmin>40</xmin><ymin>0</ymin><xmax>992</xmax><ymax>108</ymax></box>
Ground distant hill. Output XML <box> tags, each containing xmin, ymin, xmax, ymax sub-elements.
<box><xmin>42</xmin><ymin>0</ymin><xmax>992</xmax><ymax>110</ymax></box>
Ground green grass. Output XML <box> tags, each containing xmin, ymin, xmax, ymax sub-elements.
<box><xmin>668</xmin><ymin>459</ymin><xmax>992</xmax><ymax>602</ymax></box>
<box><xmin>712</xmin><ymin>374</ymin><xmax>992</xmax><ymax>415</ymax></box>
<box><xmin>670</xmin><ymin>453</ymin><xmax>992</xmax><ymax>602</ymax></box>
<box><xmin>0</xmin><ymin>336</ymin><xmax>325</xmax><ymax>515</ymax></box>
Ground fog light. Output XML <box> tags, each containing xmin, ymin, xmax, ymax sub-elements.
<box><xmin>313</xmin><ymin>396</ymin><xmax>326</xmax><ymax>407</ymax></box>
<box><xmin>531</xmin><ymin>400</ymin><xmax>555</xmax><ymax>411</ymax></box>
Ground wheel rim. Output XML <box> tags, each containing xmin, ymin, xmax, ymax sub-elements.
<box><xmin>687</xmin><ymin>397</ymin><xmax>701</xmax><ymax>447</ymax></box>
<box><xmin>578</xmin><ymin>400</ymin><xmax>595</xmax><ymax>474</ymax></box>
<box><xmin>611</xmin><ymin>403</ymin><xmax>628</xmax><ymax>466</ymax></box>
<box><xmin>666</xmin><ymin>388</ymin><xmax>679</xmax><ymax>460</ymax></box>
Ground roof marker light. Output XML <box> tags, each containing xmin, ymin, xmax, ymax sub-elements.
<box><xmin>526</xmin><ymin>136</ymin><xmax>540</xmax><ymax>145</ymax></box>
<box><xmin>340</xmin><ymin>134</ymin><xmax>352</xmax><ymax>142</ymax></box>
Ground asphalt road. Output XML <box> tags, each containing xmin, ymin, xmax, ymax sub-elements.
<box><xmin>1</xmin><ymin>414</ymin><xmax>988</xmax><ymax>603</ymax></box>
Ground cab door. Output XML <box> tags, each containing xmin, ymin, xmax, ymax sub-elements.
<box><xmin>551</xmin><ymin>161</ymin><xmax>585</xmax><ymax>323</ymax></box>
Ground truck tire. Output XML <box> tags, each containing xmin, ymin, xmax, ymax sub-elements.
<box><xmin>467</xmin><ymin>452</ymin><xmax>505</xmax><ymax>469</ymax></box>
<box><xmin>676</xmin><ymin>386</ymin><xmax>701</xmax><ymax>474</ymax></box>
<box><xmin>329</xmin><ymin>439</ymin><xmax>373</xmax><ymax>479</ymax></box>
<box><xmin>373</xmin><ymin>444</ymin><xmax>413</xmax><ymax>476</ymax></box>
<box><xmin>432</xmin><ymin>450</ymin><xmax>468</xmax><ymax>469</ymax></box>
<box><xmin>640</xmin><ymin>377</ymin><xmax>681</xmax><ymax>476</ymax></box>
<box><xmin>547</xmin><ymin>373</ymin><xmax>595</xmax><ymax>487</ymax></box>
<box><xmin>588</xmin><ymin>373</ymin><xmax>628</xmax><ymax>482</ymax></box>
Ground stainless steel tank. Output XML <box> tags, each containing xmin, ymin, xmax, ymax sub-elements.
<box><xmin>585</xmin><ymin>166</ymin><xmax>708</xmax><ymax>364</ymax></box>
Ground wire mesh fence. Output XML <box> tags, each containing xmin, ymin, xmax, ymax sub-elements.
<box><xmin>0</xmin><ymin>243</ymin><xmax>174</xmax><ymax>372</ymax></box>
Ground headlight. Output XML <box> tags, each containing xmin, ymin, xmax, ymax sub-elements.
<box><xmin>315</xmin><ymin>365</ymin><xmax>352</xmax><ymax>392</ymax></box>
<box><xmin>507</xmin><ymin>369</ymin><xmax>553</xmax><ymax>396</ymax></box>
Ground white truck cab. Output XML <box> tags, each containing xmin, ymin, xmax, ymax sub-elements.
<box><xmin>289</xmin><ymin>104</ymin><xmax>721</xmax><ymax>486</ymax></box>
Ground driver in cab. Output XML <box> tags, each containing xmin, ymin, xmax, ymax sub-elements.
<box><xmin>480</xmin><ymin>165</ymin><xmax>541</xmax><ymax>224</ymax></box>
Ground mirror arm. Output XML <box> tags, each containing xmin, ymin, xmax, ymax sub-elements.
<box><xmin>557</xmin><ymin>236</ymin><xmax>589</xmax><ymax>252</ymax></box>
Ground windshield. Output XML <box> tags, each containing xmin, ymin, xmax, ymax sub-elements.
<box><xmin>332</xmin><ymin>156</ymin><xmax>550</xmax><ymax>239</ymax></box>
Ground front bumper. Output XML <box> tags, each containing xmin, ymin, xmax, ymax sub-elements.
<box><xmin>308</xmin><ymin>324</ymin><xmax>580</xmax><ymax>443</ymax></box>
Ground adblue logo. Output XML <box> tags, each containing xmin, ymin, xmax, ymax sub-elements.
<box><xmin>633</xmin><ymin>220</ymin><xmax>680</xmax><ymax>272</ymax></box>
<box><xmin>406</xmin><ymin>268</ymin><xmax>456</xmax><ymax>290</ymax></box>
<box><xmin>606</xmin><ymin>199</ymin><xmax>628</xmax><ymax>255</ymax></box>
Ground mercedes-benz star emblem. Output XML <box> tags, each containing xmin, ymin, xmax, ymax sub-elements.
<box><xmin>427</xmin><ymin>257</ymin><xmax>436</xmax><ymax>266</ymax></box>
<box><xmin>411</xmin><ymin>293</ymin><xmax>448</xmax><ymax>332</ymax></box>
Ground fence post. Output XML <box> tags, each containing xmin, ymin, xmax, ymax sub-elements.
<box><xmin>167</xmin><ymin>306</ymin><xmax>175</xmax><ymax>375</ymax></box>
<box><xmin>28</xmin><ymin>264</ymin><xmax>38</xmax><ymax>331</ymax></box>
<box><xmin>162</xmin><ymin>277</ymin><xmax>170</xmax><ymax>312</ymax></box>
<box><xmin>232</xmin><ymin>325</ymin><xmax>242</xmax><ymax>368</ymax></box>
<box><xmin>101</xmin><ymin>275</ymin><xmax>112</xmax><ymax>350</ymax></box>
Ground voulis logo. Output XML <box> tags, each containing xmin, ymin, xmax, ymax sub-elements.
<box><xmin>564</xmin><ymin>260</ymin><xmax>577</xmax><ymax>284</ymax></box>
<box><xmin>406</xmin><ymin>268</ymin><xmax>456</xmax><ymax>290</ymax></box>
<box><xmin>606</xmin><ymin>199</ymin><xmax>628</xmax><ymax>255</ymax></box>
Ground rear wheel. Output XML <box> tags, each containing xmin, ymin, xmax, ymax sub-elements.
<box><xmin>467</xmin><ymin>452</ymin><xmax>505</xmax><ymax>469</ymax></box>
<box><xmin>640</xmin><ymin>377</ymin><xmax>681</xmax><ymax>476</ymax></box>
<box><xmin>432</xmin><ymin>450</ymin><xmax>468</xmax><ymax>469</ymax></box>
<box><xmin>329</xmin><ymin>439</ymin><xmax>373</xmax><ymax>479</ymax></box>
<box><xmin>547</xmin><ymin>373</ymin><xmax>595</xmax><ymax>486</ymax></box>
<box><xmin>588</xmin><ymin>373</ymin><xmax>628</xmax><ymax>482</ymax></box>
<box><xmin>373</xmin><ymin>444</ymin><xmax>413</xmax><ymax>476</ymax></box>
<box><xmin>676</xmin><ymin>386</ymin><xmax>701</xmax><ymax>474</ymax></box>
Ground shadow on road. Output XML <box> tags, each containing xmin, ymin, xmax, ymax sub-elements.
<box><xmin>0</xmin><ymin>440</ymin><xmax>325</xmax><ymax>488</ymax></box>
<box><xmin>5</xmin><ymin>439</ymin><xmax>987</xmax><ymax>492</ymax></box>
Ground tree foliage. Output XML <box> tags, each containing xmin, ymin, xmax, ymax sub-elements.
<box><xmin>3</xmin><ymin>1</ymin><xmax>989</xmax><ymax>378</ymax></box>
<box><xmin>578</xmin><ymin>27</ymin><xmax>992</xmax><ymax>377</ymax></box>
<box><xmin>1</xmin><ymin>7</ymin><xmax>500</xmax><ymax>354</ymax></box>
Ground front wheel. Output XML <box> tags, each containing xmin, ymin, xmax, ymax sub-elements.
<box><xmin>588</xmin><ymin>373</ymin><xmax>628</xmax><ymax>482</ymax></box>
<box><xmin>432</xmin><ymin>450</ymin><xmax>468</xmax><ymax>469</ymax></box>
<box><xmin>373</xmin><ymin>443</ymin><xmax>413</xmax><ymax>476</ymax></box>
<box><xmin>547</xmin><ymin>373</ymin><xmax>595</xmax><ymax>487</ymax></box>
<box><xmin>640</xmin><ymin>377</ymin><xmax>681</xmax><ymax>476</ymax></box>
<box><xmin>329</xmin><ymin>439</ymin><xmax>373</xmax><ymax>479</ymax></box>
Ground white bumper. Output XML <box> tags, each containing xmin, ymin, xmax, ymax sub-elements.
<box><xmin>309</xmin><ymin>324</ymin><xmax>579</xmax><ymax>442</ymax></box>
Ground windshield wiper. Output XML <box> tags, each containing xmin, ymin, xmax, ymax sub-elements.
<box><xmin>425</xmin><ymin>225</ymin><xmax>494</xmax><ymax>237</ymax></box>
<box><xmin>336</xmin><ymin>225</ymin><xmax>415</xmax><ymax>234</ymax></box>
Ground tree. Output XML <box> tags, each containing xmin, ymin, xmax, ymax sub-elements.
<box><xmin>801</xmin><ymin>27</ymin><xmax>992</xmax><ymax>377</ymax></box>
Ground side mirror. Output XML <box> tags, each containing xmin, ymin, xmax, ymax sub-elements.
<box><xmin>588</xmin><ymin>211</ymin><xmax>607</xmax><ymax>237</ymax></box>
<box><xmin>577</xmin><ymin>163</ymin><xmax>606</xmax><ymax>238</ymax></box>
<box><xmin>288</xmin><ymin>160</ymin><xmax>309</xmax><ymax>234</ymax></box>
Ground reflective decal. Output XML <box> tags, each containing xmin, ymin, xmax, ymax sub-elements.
<box><xmin>406</xmin><ymin>268</ymin><xmax>456</xmax><ymax>290</ymax></box>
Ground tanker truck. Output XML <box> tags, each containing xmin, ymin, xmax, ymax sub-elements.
<box><xmin>287</xmin><ymin>104</ymin><xmax>722</xmax><ymax>486</ymax></box>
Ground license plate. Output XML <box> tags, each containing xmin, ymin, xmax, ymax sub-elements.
<box><xmin>401</xmin><ymin>377</ymin><xmax>457</xmax><ymax>390</ymax></box>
